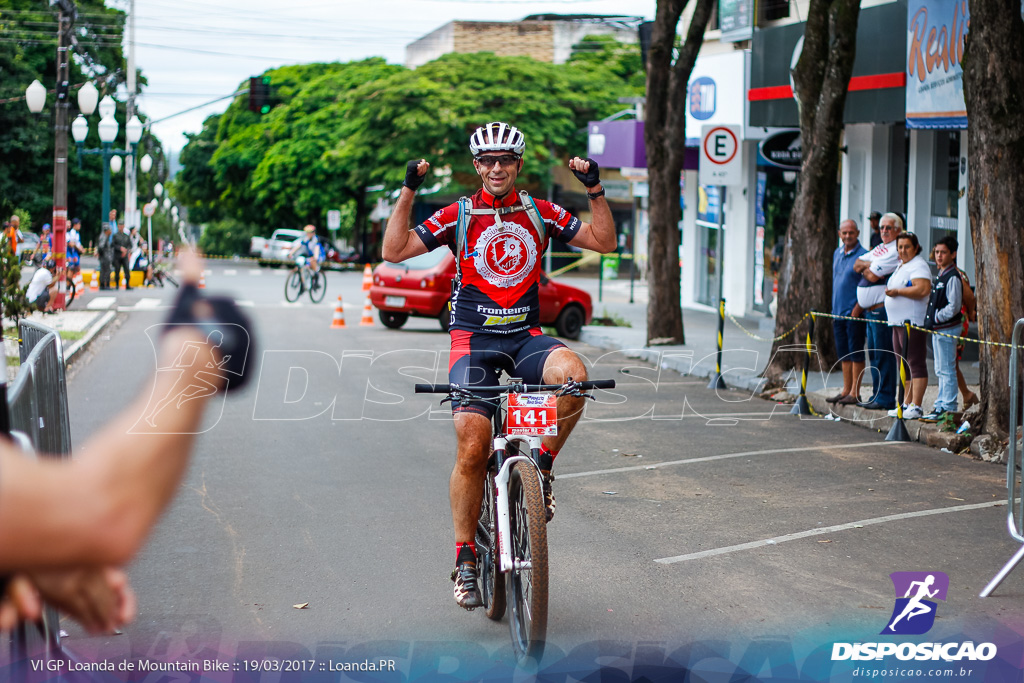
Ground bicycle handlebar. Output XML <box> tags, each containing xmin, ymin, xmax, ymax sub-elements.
<box><xmin>414</xmin><ymin>379</ymin><xmax>615</xmax><ymax>394</ymax></box>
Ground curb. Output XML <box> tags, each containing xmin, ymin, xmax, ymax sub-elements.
<box><xmin>580</xmin><ymin>326</ymin><xmax>971</xmax><ymax>453</ymax></box>
<box><xmin>580</xmin><ymin>327</ymin><xmax>770</xmax><ymax>394</ymax></box>
<box><xmin>64</xmin><ymin>310</ymin><xmax>117</xmax><ymax>365</ymax></box>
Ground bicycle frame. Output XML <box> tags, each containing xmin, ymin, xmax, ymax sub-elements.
<box><xmin>492</xmin><ymin>433</ymin><xmax>544</xmax><ymax>574</ymax></box>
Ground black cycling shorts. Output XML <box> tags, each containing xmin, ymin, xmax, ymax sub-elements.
<box><xmin>448</xmin><ymin>329</ymin><xmax>566</xmax><ymax>419</ymax></box>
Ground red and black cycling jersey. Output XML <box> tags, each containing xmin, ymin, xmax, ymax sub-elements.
<box><xmin>413</xmin><ymin>188</ymin><xmax>582</xmax><ymax>335</ymax></box>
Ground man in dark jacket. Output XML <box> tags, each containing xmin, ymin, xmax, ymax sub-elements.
<box><xmin>110</xmin><ymin>223</ymin><xmax>133</xmax><ymax>290</ymax></box>
<box><xmin>97</xmin><ymin>226</ymin><xmax>114</xmax><ymax>290</ymax></box>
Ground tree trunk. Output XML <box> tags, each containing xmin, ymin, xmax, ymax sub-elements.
<box><xmin>644</xmin><ymin>0</ymin><xmax>715</xmax><ymax>345</ymax></box>
<box><xmin>764</xmin><ymin>0</ymin><xmax>860</xmax><ymax>379</ymax></box>
<box><xmin>962</xmin><ymin>0</ymin><xmax>1024</xmax><ymax>437</ymax></box>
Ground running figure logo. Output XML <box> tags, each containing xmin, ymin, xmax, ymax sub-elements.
<box><xmin>881</xmin><ymin>571</ymin><xmax>949</xmax><ymax>635</ymax></box>
<box><xmin>130</xmin><ymin>323</ymin><xmax>250</xmax><ymax>434</ymax></box>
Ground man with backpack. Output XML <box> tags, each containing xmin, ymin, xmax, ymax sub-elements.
<box><xmin>383</xmin><ymin>122</ymin><xmax>616</xmax><ymax>610</ymax></box>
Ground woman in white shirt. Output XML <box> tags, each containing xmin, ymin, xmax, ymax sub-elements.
<box><xmin>883</xmin><ymin>232</ymin><xmax>933</xmax><ymax>419</ymax></box>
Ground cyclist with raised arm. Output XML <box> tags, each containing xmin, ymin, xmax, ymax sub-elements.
<box><xmin>288</xmin><ymin>224</ymin><xmax>324</xmax><ymax>272</ymax></box>
<box><xmin>383</xmin><ymin>122</ymin><xmax>616</xmax><ymax>610</ymax></box>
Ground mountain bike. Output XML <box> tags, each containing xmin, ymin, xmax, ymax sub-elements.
<box><xmin>284</xmin><ymin>256</ymin><xmax>327</xmax><ymax>303</ymax></box>
<box><xmin>415</xmin><ymin>377</ymin><xmax>614</xmax><ymax>661</ymax></box>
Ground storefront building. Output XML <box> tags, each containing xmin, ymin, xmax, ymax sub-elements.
<box><xmin>674</xmin><ymin>0</ymin><xmax>974</xmax><ymax>318</ymax></box>
<box><xmin>903</xmin><ymin>0</ymin><xmax>973</xmax><ymax>280</ymax></box>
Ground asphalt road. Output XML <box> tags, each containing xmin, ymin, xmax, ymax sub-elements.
<box><xmin>58</xmin><ymin>259</ymin><xmax>1023</xmax><ymax>676</ymax></box>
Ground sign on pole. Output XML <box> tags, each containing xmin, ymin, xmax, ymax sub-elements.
<box><xmin>327</xmin><ymin>209</ymin><xmax>341</xmax><ymax>231</ymax></box>
<box><xmin>699</xmin><ymin>124</ymin><xmax>743</xmax><ymax>186</ymax></box>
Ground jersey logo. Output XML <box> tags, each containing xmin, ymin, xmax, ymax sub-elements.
<box><xmin>474</xmin><ymin>222</ymin><xmax>537</xmax><ymax>288</ymax></box>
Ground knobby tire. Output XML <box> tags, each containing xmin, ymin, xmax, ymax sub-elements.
<box><xmin>507</xmin><ymin>460</ymin><xmax>548</xmax><ymax>662</ymax></box>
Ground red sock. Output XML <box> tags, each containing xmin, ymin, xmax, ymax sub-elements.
<box><xmin>456</xmin><ymin>541</ymin><xmax>476</xmax><ymax>565</ymax></box>
<box><xmin>539</xmin><ymin>445</ymin><xmax>558</xmax><ymax>471</ymax></box>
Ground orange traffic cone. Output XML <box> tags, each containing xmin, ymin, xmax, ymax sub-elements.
<box><xmin>331</xmin><ymin>295</ymin><xmax>346</xmax><ymax>329</ymax></box>
<box><xmin>73</xmin><ymin>270</ymin><xmax>84</xmax><ymax>295</ymax></box>
<box><xmin>359</xmin><ymin>296</ymin><xmax>374</xmax><ymax>326</ymax></box>
<box><xmin>361</xmin><ymin>263</ymin><xmax>373</xmax><ymax>291</ymax></box>
<box><xmin>199</xmin><ymin>270</ymin><xmax>207</xmax><ymax>289</ymax></box>
<box><xmin>89</xmin><ymin>269</ymin><xmax>99</xmax><ymax>292</ymax></box>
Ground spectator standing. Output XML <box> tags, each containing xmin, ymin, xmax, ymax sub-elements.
<box><xmin>38</xmin><ymin>224</ymin><xmax>52</xmax><ymax>262</ymax></box>
<box><xmin>884</xmin><ymin>232</ymin><xmax>933</xmax><ymax>419</ymax></box>
<box><xmin>97</xmin><ymin>225</ymin><xmax>114</xmax><ymax>290</ymax></box>
<box><xmin>111</xmin><ymin>222</ymin><xmax>133</xmax><ymax>290</ymax></box>
<box><xmin>921</xmin><ymin>236</ymin><xmax>963</xmax><ymax>420</ymax></box>
<box><xmin>867</xmin><ymin>211</ymin><xmax>883</xmax><ymax>248</ymax></box>
<box><xmin>828</xmin><ymin>219</ymin><xmax>868</xmax><ymax>405</ymax></box>
<box><xmin>5</xmin><ymin>215</ymin><xmax>21</xmax><ymax>252</ymax></box>
<box><xmin>852</xmin><ymin>213</ymin><xmax>902</xmax><ymax>410</ymax></box>
<box><xmin>955</xmin><ymin>267</ymin><xmax>979</xmax><ymax>408</ymax></box>
<box><xmin>66</xmin><ymin>218</ymin><xmax>83</xmax><ymax>271</ymax></box>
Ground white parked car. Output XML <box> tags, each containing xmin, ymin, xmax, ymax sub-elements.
<box><xmin>257</xmin><ymin>229</ymin><xmax>305</xmax><ymax>264</ymax></box>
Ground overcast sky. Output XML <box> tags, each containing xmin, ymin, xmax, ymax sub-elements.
<box><xmin>112</xmin><ymin>0</ymin><xmax>655</xmax><ymax>155</ymax></box>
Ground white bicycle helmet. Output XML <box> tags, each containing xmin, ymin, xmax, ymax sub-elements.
<box><xmin>469</xmin><ymin>122</ymin><xmax>526</xmax><ymax>156</ymax></box>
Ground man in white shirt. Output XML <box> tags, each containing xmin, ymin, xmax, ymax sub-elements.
<box><xmin>851</xmin><ymin>213</ymin><xmax>902</xmax><ymax>410</ymax></box>
<box><xmin>25</xmin><ymin>262</ymin><xmax>56</xmax><ymax>312</ymax></box>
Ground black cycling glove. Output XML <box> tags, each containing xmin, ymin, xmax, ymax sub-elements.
<box><xmin>571</xmin><ymin>158</ymin><xmax>601</xmax><ymax>189</ymax></box>
<box><xmin>163</xmin><ymin>283</ymin><xmax>255</xmax><ymax>392</ymax></box>
<box><xmin>403</xmin><ymin>159</ymin><xmax>426</xmax><ymax>190</ymax></box>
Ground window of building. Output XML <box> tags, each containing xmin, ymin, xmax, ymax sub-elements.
<box><xmin>930</xmin><ymin>130</ymin><xmax>960</xmax><ymax>250</ymax></box>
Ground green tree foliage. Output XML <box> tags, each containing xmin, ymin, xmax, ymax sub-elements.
<box><xmin>198</xmin><ymin>219</ymin><xmax>256</xmax><ymax>258</ymax></box>
<box><xmin>0</xmin><ymin>0</ymin><xmax>166</xmax><ymax>247</ymax></box>
<box><xmin>0</xmin><ymin>236</ymin><xmax>31</xmax><ymax>323</ymax></box>
<box><xmin>175</xmin><ymin>48</ymin><xmax>642</xmax><ymax>255</ymax></box>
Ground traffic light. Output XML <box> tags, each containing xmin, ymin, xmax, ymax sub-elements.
<box><xmin>248</xmin><ymin>76</ymin><xmax>271</xmax><ymax>115</ymax></box>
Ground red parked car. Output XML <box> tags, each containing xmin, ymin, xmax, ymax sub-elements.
<box><xmin>369</xmin><ymin>249</ymin><xmax>593</xmax><ymax>339</ymax></box>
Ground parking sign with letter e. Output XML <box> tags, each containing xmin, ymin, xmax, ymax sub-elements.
<box><xmin>699</xmin><ymin>124</ymin><xmax>743</xmax><ymax>186</ymax></box>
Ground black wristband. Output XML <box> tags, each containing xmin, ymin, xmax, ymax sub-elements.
<box><xmin>163</xmin><ymin>284</ymin><xmax>255</xmax><ymax>392</ymax></box>
<box><xmin>403</xmin><ymin>159</ymin><xmax>425</xmax><ymax>190</ymax></box>
<box><xmin>587</xmin><ymin>188</ymin><xmax>605</xmax><ymax>200</ymax></box>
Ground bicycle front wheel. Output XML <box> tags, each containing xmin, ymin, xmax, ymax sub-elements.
<box><xmin>284</xmin><ymin>270</ymin><xmax>303</xmax><ymax>302</ymax></box>
<box><xmin>308</xmin><ymin>269</ymin><xmax>327</xmax><ymax>303</ymax></box>
<box><xmin>506</xmin><ymin>461</ymin><xmax>548</xmax><ymax>662</ymax></box>
<box><xmin>65</xmin><ymin>279</ymin><xmax>76</xmax><ymax>306</ymax></box>
<box><xmin>477</xmin><ymin>468</ymin><xmax>506</xmax><ymax>621</ymax></box>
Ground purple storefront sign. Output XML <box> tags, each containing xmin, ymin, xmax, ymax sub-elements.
<box><xmin>587</xmin><ymin>120</ymin><xmax>647</xmax><ymax>169</ymax></box>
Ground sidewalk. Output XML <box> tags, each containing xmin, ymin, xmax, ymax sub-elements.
<box><xmin>568</xmin><ymin>274</ymin><xmax>982</xmax><ymax>455</ymax></box>
<box><xmin>4</xmin><ymin>306</ymin><xmax>116</xmax><ymax>381</ymax></box>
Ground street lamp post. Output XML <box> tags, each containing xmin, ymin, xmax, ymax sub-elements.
<box><xmin>25</xmin><ymin>70</ymin><xmax>99</xmax><ymax>310</ymax></box>
<box><xmin>70</xmin><ymin>95</ymin><xmax>144</xmax><ymax>239</ymax></box>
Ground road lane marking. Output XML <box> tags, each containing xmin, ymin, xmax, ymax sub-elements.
<box><xmin>559</xmin><ymin>441</ymin><xmax>909</xmax><ymax>480</ymax></box>
<box><xmin>224</xmin><ymin>269</ymin><xmax>237</xmax><ymax>276</ymax></box>
<box><xmin>654</xmin><ymin>500</ymin><xmax>1007</xmax><ymax>564</ymax></box>
<box><xmin>86</xmin><ymin>296</ymin><xmax>116</xmax><ymax>310</ymax></box>
<box><xmin>249</xmin><ymin>269</ymin><xmax>263</xmax><ymax>276</ymax></box>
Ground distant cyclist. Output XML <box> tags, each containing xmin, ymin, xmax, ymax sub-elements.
<box><xmin>383</xmin><ymin>122</ymin><xmax>616</xmax><ymax>609</ymax></box>
<box><xmin>288</xmin><ymin>225</ymin><xmax>324</xmax><ymax>272</ymax></box>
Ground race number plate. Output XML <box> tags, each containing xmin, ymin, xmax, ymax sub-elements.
<box><xmin>507</xmin><ymin>393</ymin><xmax>558</xmax><ymax>436</ymax></box>
<box><xmin>384</xmin><ymin>296</ymin><xmax>406</xmax><ymax>307</ymax></box>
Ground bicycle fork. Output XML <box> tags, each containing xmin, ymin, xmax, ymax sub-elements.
<box><xmin>492</xmin><ymin>434</ymin><xmax>546</xmax><ymax>573</ymax></box>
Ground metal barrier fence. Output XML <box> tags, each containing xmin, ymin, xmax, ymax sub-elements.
<box><xmin>6</xmin><ymin>321</ymin><xmax>73</xmax><ymax>663</ymax></box>
<box><xmin>980</xmin><ymin>317</ymin><xmax>1024</xmax><ymax>597</ymax></box>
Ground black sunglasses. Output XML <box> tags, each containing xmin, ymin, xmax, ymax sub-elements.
<box><xmin>474</xmin><ymin>154</ymin><xmax>520</xmax><ymax>167</ymax></box>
